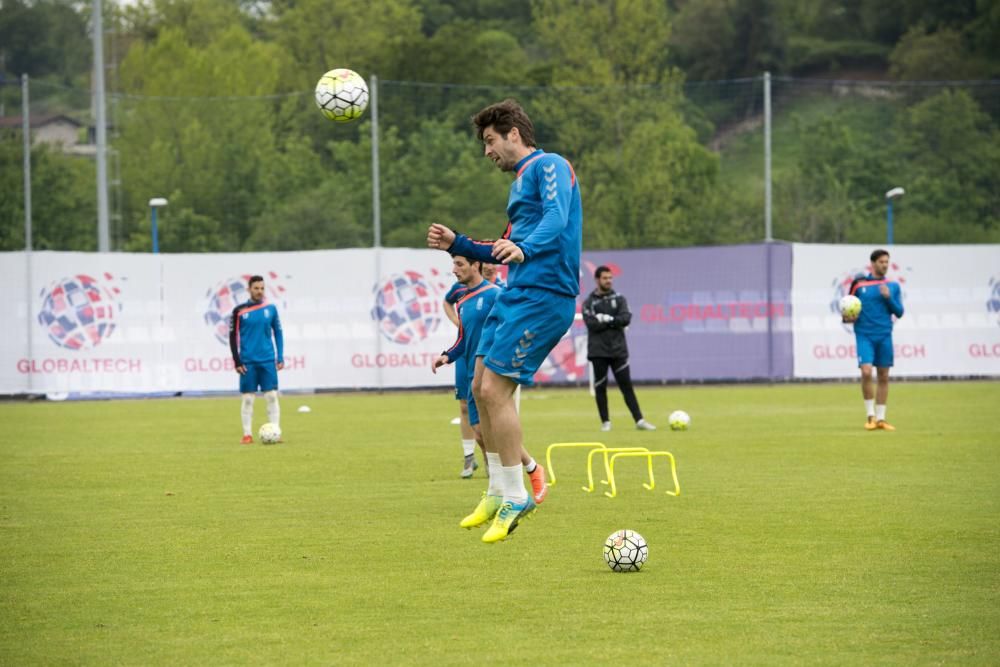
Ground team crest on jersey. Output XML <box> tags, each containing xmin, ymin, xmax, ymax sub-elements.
<box><xmin>476</xmin><ymin>297</ymin><xmax>484</xmax><ymax>311</ymax></box>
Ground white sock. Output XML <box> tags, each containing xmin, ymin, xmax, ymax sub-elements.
<box><xmin>461</xmin><ymin>439</ymin><xmax>476</xmax><ymax>457</ymax></box>
<box><xmin>501</xmin><ymin>464</ymin><xmax>528</xmax><ymax>504</ymax></box>
<box><xmin>524</xmin><ymin>458</ymin><xmax>537</xmax><ymax>474</ymax></box>
<box><xmin>486</xmin><ymin>453</ymin><xmax>503</xmax><ymax>496</ymax></box>
<box><xmin>265</xmin><ymin>390</ymin><xmax>280</xmax><ymax>426</ymax></box>
<box><xmin>875</xmin><ymin>404</ymin><xmax>886</xmax><ymax>421</ymax></box>
<box><xmin>241</xmin><ymin>394</ymin><xmax>254</xmax><ymax>436</ymax></box>
<box><xmin>864</xmin><ymin>399</ymin><xmax>875</xmax><ymax>417</ymax></box>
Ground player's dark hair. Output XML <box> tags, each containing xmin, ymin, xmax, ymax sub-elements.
<box><xmin>473</xmin><ymin>99</ymin><xmax>536</xmax><ymax>147</ymax></box>
<box><xmin>595</xmin><ymin>265</ymin><xmax>613</xmax><ymax>279</ymax></box>
<box><xmin>870</xmin><ymin>249</ymin><xmax>889</xmax><ymax>262</ymax></box>
<box><xmin>248</xmin><ymin>275</ymin><xmax>264</xmax><ymax>287</ymax></box>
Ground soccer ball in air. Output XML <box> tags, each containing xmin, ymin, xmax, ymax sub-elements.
<box><xmin>604</xmin><ymin>530</ymin><xmax>648</xmax><ymax>572</ymax></box>
<box><xmin>839</xmin><ymin>294</ymin><xmax>862</xmax><ymax>319</ymax></box>
<box><xmin>259</xmin><ymin>422</ymin><xmax>282</xmax><ymax>445</ymax></box>
<box><xmin>668</xmin><ymin>410</ymin><xmax>691</xmax><ymax>431</ymax></box>
<box><xmin>314</xmin><ymin>68</ymin><xmax>369</xmax><ymax>122</ymax></box>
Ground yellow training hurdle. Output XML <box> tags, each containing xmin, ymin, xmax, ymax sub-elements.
<box><xmin>544</xmin><ymin>442</ymin><xmax>607</xmax><ymax>486</ymax></box>
<box><xmin>604</xmin><ymin>451</ymin><xmax>681</xmax><ymax>499</ymax></box>
<box><xmin>582</xmin><ymin>446</ymin><xmax>650</xmax><ymax>493</ymax></box>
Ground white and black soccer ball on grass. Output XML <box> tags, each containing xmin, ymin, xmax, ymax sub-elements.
<box><xmin>668</xmin><ymin>410</ymin><xmax>691</xmax><ymax>431</ymax></box>
<box><xmin>259</xmin><ymin>422</ymin><xmax>282</xmax><ymax>445</ymax></box>
<box><xmin>314</xmin><ymin>68</ymin><xmax>369</xmax><ymax>122</ymax></box>
<box><xmin>604</xmin><ymin>529</ymin><xmax>648</xmax><ymax>572</ymax></box>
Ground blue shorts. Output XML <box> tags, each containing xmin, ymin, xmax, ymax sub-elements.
<box><xmin>467</xmin><ymin>393</ymin><xmax>481</xmax><ymax>427</ymax></box>
<box><xmin>476</xmin><ymin>287</ymin><xmax>577</xmax><ymax>386</ymax></box>
<box><xmin>240</xmin><ymin>362</ymin><xmax>279</xmax><ymax>393</ymax></box>
<box><xmin>856</xmin><ymin>333</ymin><xmax>893</xmax><ymax>368</ymax></box>
<box><xmin>453</xmin><ymin>356</ymin><xmax>469</xmax><ymax>400</ymax></box>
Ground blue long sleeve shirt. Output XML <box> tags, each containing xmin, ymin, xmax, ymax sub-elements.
<box><xmin>229</xmin><ymin>300</ymin><xmax>284</xmax><ymax>366</ymax></box>
<box><xmin>449</xmin><ymin>150</ymin><xmax>582</xmax><ymax>297</ymax></box>
<box><xmin>444</xmin><ymin>281</ymin><xmax>501</xmax><ymax>373</ymax></box>
<box><xmin>849</xmin><ymin>274</ymin><xmax>904</xmax><ymax>337</ymax></box>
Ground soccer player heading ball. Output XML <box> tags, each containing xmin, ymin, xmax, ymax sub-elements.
<box><xmin>843</xmin><ymin>249</ymin><xmax>904</xmax><ymax>431</ymax></box>
<box><xmin>427</xmin><ymin>99</ymin><xmax>583</xmax><ymax>543</ymax></box>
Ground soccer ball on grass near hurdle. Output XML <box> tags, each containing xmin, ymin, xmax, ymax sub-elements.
<box><xmin>259</xmin><ymin>422</ymin><xmax>282</xmax><ymax>445</ymax></box>
<box><xmin>668</xmin><ymin>410</ymin><xmax>691</xmax><ymax>431</ymax></box>
<box><xmin>314</xmin><ymin>68</ymin><xmax>369</xmax><ymax>122</ymax></box>
<box><xmin>839</xmin><ymin>294</ymin><xmax>862</xmax><ymax>319</ymax></box>
<box><xmin>604</xmin><ymin>530</ymin><xmax>648</xmax><ymax>572</ymax></box>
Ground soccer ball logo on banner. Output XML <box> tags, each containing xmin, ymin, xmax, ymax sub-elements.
<box><xmin>988</xmin><ymin>276</ymin><xmax>1000</xmax><ymax>327</ymax></box>
<box><xmin>371</xmin><ymin>270</ymin><xmax>449</xmax><ymax>345</ymax></box>
<box><xmin>204</xmin><ymin>273</ymin><xmax>288</xmax><ymax>345</ymax></box>
<box><xmin>37</xmin><ymin>273</ymin><xmax>122</xmax><ymax>350</ymax></box>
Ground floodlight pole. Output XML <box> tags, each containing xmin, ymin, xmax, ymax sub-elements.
<box><xmin>149</xmin><ymin>198</ymin><xmax>168</xmax><ymax>253</ymax></box>
<box><xmin>885</xmin><ymin>187</ymin><xmax>904</xmax><ymax>245</ymax></box>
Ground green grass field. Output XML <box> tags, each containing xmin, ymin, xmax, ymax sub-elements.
<box><xmin>3</xmin><ymin>382</ymin><xmax>999</xmax><ymax>665</ymax></box>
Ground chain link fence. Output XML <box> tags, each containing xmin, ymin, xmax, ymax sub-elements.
<box><xmin>3</xmin><ymin>75</ymin><xmax>998</xmax><ymax>251</ymax></box>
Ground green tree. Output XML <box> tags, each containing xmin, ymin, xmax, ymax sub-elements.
<box><xmin>892</xmin><ymin>88</ymin><xmax>1000</xmax><ymax>242</ymax></box>
<box><xmin>0</xmin><ymin>0</ymin><xmax>90</xmax><ymax>83</ymax></box>
<box><xmin>115</xmin><ymin>16</ymin><xmax>306</xmax><ymax>251</ymax></box>
<box><xmin>0</xmin><ymin>134</ymin><xmax>96</xmax><ymax>251</ymax></box>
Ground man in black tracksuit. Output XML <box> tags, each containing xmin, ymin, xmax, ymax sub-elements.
<box><xmin>581</xmin><ymin>266</ymin><xmax>656</xmax><ymax>432</ymax></box>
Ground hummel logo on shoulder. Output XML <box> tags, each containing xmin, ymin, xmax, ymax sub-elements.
<box><xmin>543</xmin><ymin>164</ymin><xmax>555</xmax><ymax>173</ymax></box>
<box><xmin>518</xmin><ymin>339</ymin><xmax>533</xmax><ymax>349</ymax></box>
<box><xmin>523</xmin><ymin>330</ymin><xmax>535</xmax><ymax>340</ymax></box>
<box><xmin>512</xmin><ymin>360</ymin><xmax>525</xmax><ymax>368</ymax></box>
<box><xmin>514</xmin><ymin>348</ymin><xmax>528</xmax><ymax>359</ymax></box>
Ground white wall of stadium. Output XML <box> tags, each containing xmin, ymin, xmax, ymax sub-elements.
<box><xmin>2</xmin><ymin>244</ymin><xmax>999</xmax><ymax>395</ymax></box>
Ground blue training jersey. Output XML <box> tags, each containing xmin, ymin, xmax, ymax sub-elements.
<box><xmin>229</xmin><ymin>300</ymin><xmax>284</xmax><ymax>366</ymax></box>
<box><xmin>444</xmin><ymin>281</ymin><xmax>501</xmax><ymax>376</ymax></box>
<box><xmin>450</xmin><ymin>149</ymin><xmax>582</xmax><ymax>297</ymax></box>
<box><xmin>444</xmin><ymin>281</ymin><xmax>468</xmax><ymax>306</ymax></box>
<box><xmin>849</xmin><ymin>274</ymin><xmax>904</xmax><ymax>337</ymax></box>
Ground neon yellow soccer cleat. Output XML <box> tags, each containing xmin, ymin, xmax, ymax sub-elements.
<box><xmin>876</xmin><ymin>420</ymin><xmax>896</xmax><ymax>431</ymax></box>
<box><xmin>482</xmin><ymin>497</ymin><xmax>537</xmax><ymax>543</ymax></box>
<box><xmin>459</xmin><ymin>493</ymin><xmax>502</xmax><ymax>529</ymax></box>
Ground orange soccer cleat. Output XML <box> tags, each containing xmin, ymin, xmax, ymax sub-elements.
<box><xmin>864</xmin><ymin>416</ymin><xmax>878</xmax><ymax>431</ymax></box>
<box><xmin>240</xmin><ymin>435</ymin><xmax>253</xmax><ymax>445</ymax></box>
<box><xmin>876</xmin><ymin>420</ymin><xmax>896</xmax><ymax>431</ymax></box>
<box><xmin>528</xmin><ymin>464</ymin><xmax>548</xmax><ymax>504</ymax></box>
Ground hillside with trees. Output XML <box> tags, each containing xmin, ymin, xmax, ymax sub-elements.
<box><xmin>1</xmin><ymin>0</ymin><xmax>997</xmax><ymax>251</ymax></box>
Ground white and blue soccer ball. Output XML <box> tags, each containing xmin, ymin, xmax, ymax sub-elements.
<box><xmin>314</xmin><ymin>68</ymin><xmax>369</xmax><ymax>122</ymax></box>
<box><xmin>604</xmin><ymin>529</ymin><xmax>648</xmax><ymax>572</ymax></box>
<box><xmin>668</xmin><ymin>410</ymin><xmax>691</xmax><ymax>431</ymax></box>
<box><xmin>259</xmin><ymin>422</ymin><xmax>282</xmax><ymax>445</ymax></box>
<box><xmin>839</xmin><ymin>294</ymin><xmax>862</xmax><ymax>318</ymax></box>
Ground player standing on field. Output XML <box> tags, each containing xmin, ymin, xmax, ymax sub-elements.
<box><xmin>432</xmin><ymin>256</ymin><xmax>549</xmax><ymax>499</ymax></box>
<box><xmin>843</xmin><ymin>249</ymin><xmax>904</xmax><ymax>430</ymax></box>
<box><xmin>582</xmin><ymin>265</ymin><xmax>656</xmax><ymax>432</ymax></box>
<box><xmin>229</xmin><ymin>275</ymin><xmax>284</xmax><ymax>444</ymax></box>
<box><xmin>442</xmin><ymin>279</ymin><xmax>478</xmax><ymax>476</ymax></box>
<box><xmin>427</xmin><ymin>99</ymin><xmax>582</xmax><ymax>543</ymax></box>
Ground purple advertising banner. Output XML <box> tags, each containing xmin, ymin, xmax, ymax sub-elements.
<box><xmin>536</xmin><ymin>243</ymin><xmax>793</xmax><ymax>383</ymax></box>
